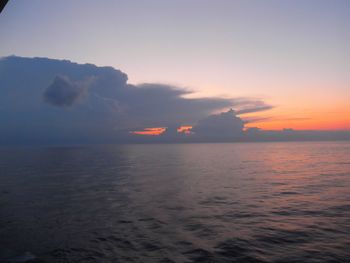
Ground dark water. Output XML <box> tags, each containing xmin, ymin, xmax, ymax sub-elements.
<box><xmin>0</xmin><ymin>142</ymin><xmax>350</xmax><ymax>263</ymax></box>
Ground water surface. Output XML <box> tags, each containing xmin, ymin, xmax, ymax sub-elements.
<box><xmin>1</xmin><ymin>142</ymin><xmax>349</xmax><ymax>262</ymax></box>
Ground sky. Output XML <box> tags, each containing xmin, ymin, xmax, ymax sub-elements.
<box><xmin>0</xmin><ymin>0</ymin><xmax>349</xmax><ymax>130</ymax></box>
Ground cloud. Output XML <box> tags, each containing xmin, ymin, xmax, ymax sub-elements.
<box><xmin>235</xmin><ymin>100</ymin><xmax>274</xmax><ymax>115</ymax></box>
<box><xmin>243</xmin><ymin>116</ymin><xmax>312</xmax><ymax>125</ymax></box>
<box><xmin>243</xmin><ymin>116</ymin><xmax>272</xmax><ymax>124</ymax></box>
<box><xmin>117</xmin><ymin>83</ymin><xmax>234</xmax><ymax>127</ymax></box>
<box><xmin>43</xmin><ymin>75</ymin><xmax>90</xmax><ymax>107</ymax></box>
<box><xmin>192</xmin><ymin>109</ymin><xmax>244</xmax><ymax>139</ymax></box>
<box><xmin>0</xmin><ymin>56</ymin><xmax>272</xmax><ymax>144</ymax></box>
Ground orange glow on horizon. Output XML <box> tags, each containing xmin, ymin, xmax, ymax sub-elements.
<box><xmin>131</xmin><ymin>126</ymin><xmax>194</xmax><ymax>136</ymax></box>
<box><xmin>130</xmin><ymin>110</ymin><xmax>350</xmax><ymax>137</ymax></box>
<box><xmin>131</xmin><ymin>127</ymin><xmax>166</xmax><ymax>136</ymax></box>
<box><xmin>244</xmin><ymin>108</ymin><xmax>350</xmax><ymax>131</ymax></box>
<box><xmin>177</xmin><ymin>126</ymin><xmax>193</xmax><ymax>134</ymax></box>
<box><xmin>240</xmin><ymin>99</ymin><xmax>350</xmax><ymax>131</ymax></box>
<box><xmin>246</xmin><ymin>120</ymin><xmax>350</xmax><ymax>131</ymax></box>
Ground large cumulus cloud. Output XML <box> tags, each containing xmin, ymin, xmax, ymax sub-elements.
<box><xmin>0</xmin><ymin>56</ymin><xmax>272</xmax><ymax>144</ymax></box>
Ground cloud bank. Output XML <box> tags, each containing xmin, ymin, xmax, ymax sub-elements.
<box><xmin>0</xmin><ymin>56</ymin><xmax>275</xmax><ymax>144</ymax></box>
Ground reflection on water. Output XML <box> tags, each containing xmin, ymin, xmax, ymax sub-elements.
<box><xmin>0</xmin><ymin>142</ymin><xmax>349</xmax><ymax>262</ymax></box>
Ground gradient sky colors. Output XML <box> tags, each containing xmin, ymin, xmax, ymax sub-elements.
<box><xmin>0</xmin><ymin>0</ymin><xmax>349</xmax><ymax>130</ymax></box>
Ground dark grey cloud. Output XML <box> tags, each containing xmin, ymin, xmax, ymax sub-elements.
<box><xmin>43</xmin><ymin>76</ymin><xmax>90</xmax><ymax>107</ymax></box>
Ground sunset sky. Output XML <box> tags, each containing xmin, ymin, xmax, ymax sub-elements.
<box><xmin>0</xmin><ymin>0</ymin><xmax>349</xmax><ymax>130</ymax></box>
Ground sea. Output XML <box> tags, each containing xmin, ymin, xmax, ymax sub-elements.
<box><xmin>0</xmin><ymin>142</ymin><xmax>349</xmax><ymax>263</ymax></box>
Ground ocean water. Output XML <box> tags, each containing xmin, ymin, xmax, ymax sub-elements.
<box><xmin>0</xmin><ymin>142</ymin><xmax>349</xmax><ymax>263</ymax></box>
